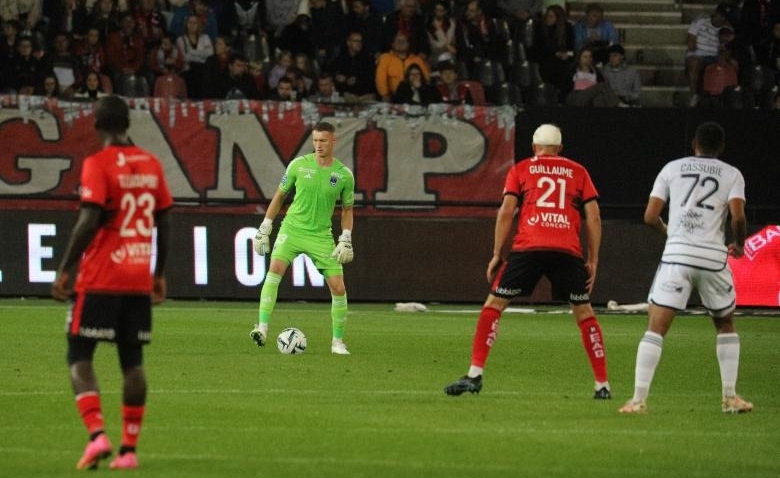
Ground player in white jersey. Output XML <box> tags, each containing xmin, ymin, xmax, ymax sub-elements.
<box><xmin>619</xmin><ymin>121</ymin><xmax>753</xmax><ymax>414</ymax></box>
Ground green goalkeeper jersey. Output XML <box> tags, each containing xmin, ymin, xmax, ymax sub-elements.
<box><xmin>279</xmin><ymin>153</ymin><xmax>355</xmax><ymax>235</ymax></box>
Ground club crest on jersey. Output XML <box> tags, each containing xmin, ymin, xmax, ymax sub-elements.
<box><xmin>330</xmin><ymin>174</ymin><xmax>338</xmax><ymax>186</ymax></box>
<box><xmin>110</xmin><ymin>247</ymin><xmax>127</xmax><ymax>264</ymax></box>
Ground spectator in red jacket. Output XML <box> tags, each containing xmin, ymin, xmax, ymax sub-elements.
<box><xmin>105</xmin><ymin>12</ymin><xmax>150</xmax><ymax>96</ymax></box>
<box><xmin>434</xmin><ymin>59</ymin><xmax>470</xmax><ymax>104</ymax></box>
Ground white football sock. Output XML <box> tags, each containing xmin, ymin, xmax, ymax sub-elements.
<box><xmin>467</xmin><ymin>366</ymin><xmax>483</xmax><ymax>378</ymax></box>
<box><xmin>633</xmin><ymin>331</ymin><xmax>663</xmax><ymax>401</ymax></box>
<box><xmin>717</xmin><ymin>333</ymin><xmax>740</xmax><ymax>397</ymax></box>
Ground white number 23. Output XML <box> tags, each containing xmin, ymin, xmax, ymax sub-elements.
<box><xmin>119</xmin><ymin>192</ymin><xmax>156</xmax><ymax>237</ymax></box>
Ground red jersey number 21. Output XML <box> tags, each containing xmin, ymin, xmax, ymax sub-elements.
<box><xmin>120</xmin><ymin>192</ymin><xmax>156</xmax><ymax>238</ymax></box>
<box><xmin>536</xmin><ymin>177</ymin><xmax>566</xmax><ymax>209</ymax></box>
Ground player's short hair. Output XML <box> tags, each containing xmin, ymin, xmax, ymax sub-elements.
<box><xmin>313</xmin><ymin>121</ymin><xmax>335</xmax><ymax>133</ymax></box>
<box><xmin>695</xmin><ymin>121</ymin><xmax>725</xmax><ymax>155</ymax></box>
<box><xmin>94</xmin><ymin>95</ymin><xmax>130</xmax><ymax>133</ymax></box>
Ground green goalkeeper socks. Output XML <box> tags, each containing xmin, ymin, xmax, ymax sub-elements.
<box><xmin>331</xmin><ymin>294</ymin><xmax>348</xmax><ymax>339</ymax></box>
<box><xmin>258</xmin><ymin>272</ymin><xmax>282</xmax><ymax>325</ymax></box>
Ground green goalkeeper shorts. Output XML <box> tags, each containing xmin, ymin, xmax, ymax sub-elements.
<box><xmin>271</xmin><ymin>225</ymin><xmax>344</xmax><ymax>278</ymax></box>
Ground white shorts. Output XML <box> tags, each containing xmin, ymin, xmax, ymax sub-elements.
<box><xmin>648</xmin><ymin>262</ymin><xmax>736</xmax><ymax>317</ymax></box>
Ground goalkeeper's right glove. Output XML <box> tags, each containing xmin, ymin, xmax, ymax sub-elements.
<box><xmin>253</xmin><ymin>218</ymin><xmax>273</xmax><ymax>255</ymax></box>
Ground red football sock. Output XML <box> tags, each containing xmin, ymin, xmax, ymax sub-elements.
<box><xmin>578</xmin><ymin>316</ymin><xmax>608</xmax><ymax>383</ymax></box>
<box><xmin>120</xmin><ymin>405</ymin><xmax>145</xmax><ymax>449</ymax></box>
<box><xmin>75</xmin><ymin>391</ymin><xmax>104</xmax><ymax>435</ymax></box>
<box><xmin>470</xmin><ymin>307</ymin><xmax>502</xmax><ymax>368</ymax></box>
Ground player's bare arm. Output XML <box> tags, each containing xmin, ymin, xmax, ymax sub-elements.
<box><xmin>265</xmin><ymin>188</ymin><xmax>290</xmax><ymax>221</ymax></box>
<box><xmin>51</xmin><ymin>204</ymin><xmax>103</xmax><ymax>301</ymax></box>
<box><xmin>488</xmin><ymin>194</ymin><xmax>517</xmax><ymax>282</ymax></box>
<box><xmin>340</xmin><ymin>206</ymin><xmax>354</xmax><ymax>232</ymax></box>
<box><xmin>152</xmin><ymin>209</ymin><xmax>171</xmax><ymax>305</ymax></box>
<box><xmin>728</xmin><ymin>197</ymin><xmax>747</xmax><ymax>258</ymax></box>
<box><xmin>254</xmin><ymin>188</ymin><xmax>290</xmax><ymax>256</ymax></box>
<box><xmin>332</xmin><ymin>206</ymin><xmax>355</xmax><ymax>265</ymax></box>
<box><xmin>583</xmin><ymin>199</ymin><xmax>601</xmax><ymax>292</ymax></box>
<box><xmin>643</xmin><ymin>196</ymin><xmax>668</xmax><ymax>235</ymax></box>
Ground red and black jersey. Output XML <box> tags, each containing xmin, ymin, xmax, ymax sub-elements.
<box><xmin>503</xmin><ymin>154</ymin><xmax>598</xmax><ymax>257</ymax></box>
<box><xmin>75</xmin><ymin>145</ymin><xmax>173</xmax><ymax>294</ymax></box>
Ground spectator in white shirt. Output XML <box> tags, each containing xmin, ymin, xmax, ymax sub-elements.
<box><xmin>685</xmin><ymin>3</ymin><xmax>733</xmax><ymax>106</ymax></box>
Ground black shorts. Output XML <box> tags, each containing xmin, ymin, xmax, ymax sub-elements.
<box><xmin>66</xmin><ymin>293</ymin><xmax>152</xmax><ymax>344</ymax></box>
<box><xmin>492</xmin><ymin>251</ymin><xmax>591</xmax><ymax>304</ymax></box>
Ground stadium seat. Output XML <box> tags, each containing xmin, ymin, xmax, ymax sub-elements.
<box><xmin>476</xmin><ymin>60</ymin><xmax>505</xmax><ymax>89</ymax></box>
<box><xmin>529</xmin><ymin>61</ymin><xmax>544</xmax><ymax>86</ymax></box>
<box><xmin>702</xmin><ymin>64</ymin><xmax>737</xmax><ymax>98</ymax></box>
<box><xmin>488</xmin><ymin>82</ymin><xmax>523</xmax><ymax>106</ymax></box>
<box><xmin>529</xmin><ymin>82</ymin><xmax>560</xmax><ymax>106</ymax></box>
<box><xmin>510</xmin><ymin>60</ymin><xmax>533</xmax><ymax>88</ymax></box>
<box><xmin>755</xmin><ymin>84</ymin><xmax>779</xmax><ymax>109</ymax></box>
<box><xmin>457</xmin><ymin>80</ymin><xmax>488</xmax><ymax>106</ymax></box>
<box><xmin>748</xmin><ymin>65</ymin><xmax>778</xmax><ymax>108</ymax></box>
<box><xmin>455</xmin><ymin>60</ymin><xmax>470</xmax><ymax>81</ymax></box>
<box><xmin>512</xmin><ymin>41</ymin><xmax>527</xmax><ymax>63</ymax></box>
<box><xmin>749</xmin><ymin>64</ymin><xmax>770</xmax><ymax>94</ymax></box>
<box><xmin>116</xmin><ymin>74</ymin><xmax>150</xmax><ymax>98</ymax></box>
<box><xmin>242</xmin><ymin>33</ymin><xmax>271</xmax><ymax>67</ymax></box>
<box><xmin>154</xmin><ymin>73</ymin><xmax>188</xmax><ymax>99</ymax></box>
<box><xmin>720</xmin><ymin>86</ymin><xmax>754</xmax><ymax>109</ymax></box>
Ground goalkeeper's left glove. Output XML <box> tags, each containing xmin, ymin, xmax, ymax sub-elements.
<box><xmin>331</xmin><ymin>229</ymin><xmax>354</xmax><ymax>264</ymax></box>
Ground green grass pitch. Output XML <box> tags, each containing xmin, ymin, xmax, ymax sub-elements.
<box><xmin>0</xmin><ymin>299</ymin><xmax>778</xmax><ymax>478</ymax></box>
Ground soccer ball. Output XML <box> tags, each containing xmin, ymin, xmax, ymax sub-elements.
<box><xmin>277</xmin><ymin>327</ymin><xmax>307</xmax><ymax>354</ymax></box>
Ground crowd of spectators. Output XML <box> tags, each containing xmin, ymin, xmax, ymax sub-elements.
<box><xmin>0</xmin><ymin>0</ymin><xmax>778</xmax><ymax>108</ymax></box>
<box><xmin>686</xmin><ymin>1</ymin><xmax>780</xmax><ymax>108</ymax></box>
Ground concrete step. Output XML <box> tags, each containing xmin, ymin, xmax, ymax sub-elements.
<box><xmin>636</xmin><ymin>65</ymin><xmax>687</xmax><ymax>86</ymax></box>
<box><xmin>681</xmin><ymin>5</ymin><xmax>717</xmax><ymax>23</ymax></box>
<box><xmin>623</xmin><ymin>44</ymin><xmax>688</xmax><ymax>66</ymax></box>
<box><xmin>639</xmin><ymin>85</ymin><xmax>691</xmax><ymax>107</ymax></box>
<box><xmin>568</xmin><ymin>0</ymin><xmax>681</xmax><ymax>13</ymax></box>
<box><xmin>562</xmin><ymin>2</ymin><xmax>725</xmax><ymax>107</ymax></box>
<box><xmin>618</xmin><ymin>24</ymin><xmax>688</xmax><ymax>45</ymax></box>
<box><xmin>683</xmin><ymin>0</ymin><xmax>723</xmax><ymax>6</ymax></box>
<box><xmin>568</xmin><ymin>11</ymin><xmax>682</xmax><ymax>25</ymax></box>
<box><xmin>680</xmin><ymin>1</ymin><xmax>726</xmax><ymax>22</ymax></box>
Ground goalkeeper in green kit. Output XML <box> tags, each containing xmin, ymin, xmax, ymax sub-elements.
<box><xmin>250</xmin><ymin>121</ymin><xmax>355</xmax><ymax>354</ymax></box>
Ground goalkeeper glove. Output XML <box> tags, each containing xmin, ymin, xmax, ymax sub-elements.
<box><xmin>331</xmin><ymin>229</ymin><xmax>354</xmax><ymax>264</ymax></box>
<box><xmin>253</xmin><ymin>218</ymin><xmax>273</xmax><ymax>255</ymax></box>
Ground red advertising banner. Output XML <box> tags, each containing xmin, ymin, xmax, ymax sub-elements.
<box><xmin>0</xmin><ymin>96</ymin><xmax>516</xmax><ymax>216</ymax></box>
<box><xmin>728</xmin><ymin>225</ymin><xmax>780</xmax><ymax>307</ymax></box>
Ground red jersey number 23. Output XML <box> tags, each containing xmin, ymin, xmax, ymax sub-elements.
<box><xmin>119</xmin><ymin>192</ymin><xmax>156</xmax><ymax>238</ymax></box>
